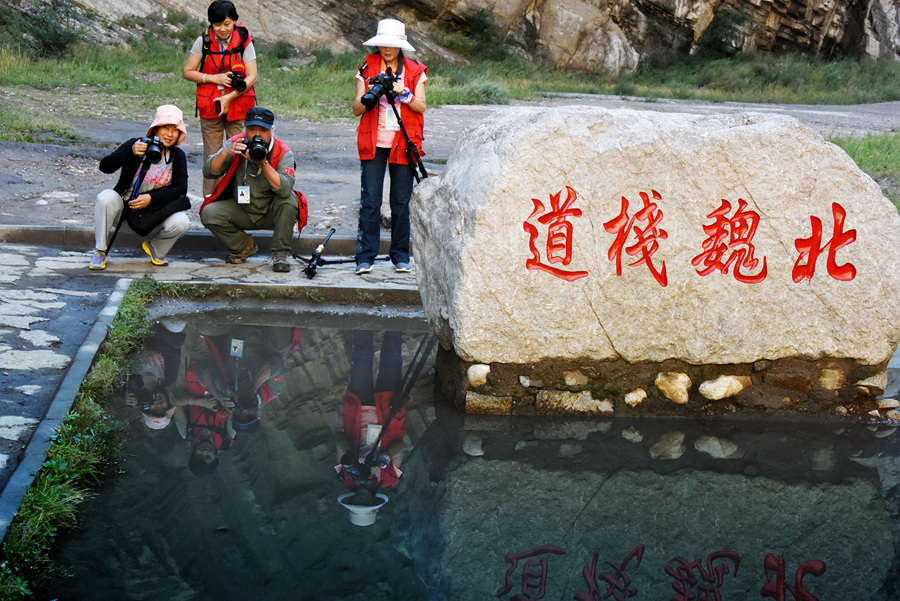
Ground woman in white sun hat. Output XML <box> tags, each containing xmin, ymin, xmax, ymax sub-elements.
<box><xmin>352</xmin><ymin>18</ymin><xmax>427</xmax><ymax>276</ymax></box>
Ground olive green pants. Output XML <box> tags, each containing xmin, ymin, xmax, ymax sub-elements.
<box><xmin>200</xmin><ymin>196</ymin><xmax>299</xmax><ymax>253</ymax></box>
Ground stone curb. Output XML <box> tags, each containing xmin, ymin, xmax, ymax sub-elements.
<box><xmin>0</xmin><ymin>278</ymin><xmax>132</xmax><ymax>541</ymax></box>
<box><xmin>0</xmin><ymin>225</ymin><xmax>388</xmax><ymax>257</ymax></box>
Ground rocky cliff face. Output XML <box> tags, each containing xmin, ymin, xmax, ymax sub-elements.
<box><xmin>73</xmin><ymin>0</ymin><xmax>900</xmax><ymax>74</ymax></box>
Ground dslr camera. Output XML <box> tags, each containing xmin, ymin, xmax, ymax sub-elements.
<box><xmin>361</xmin><ymin>72</ymin><xmax>397</xmax><ymax>111</ymax></box>
<box><xmin>229</xmin><ymin>71</ymin><xmax>247</xmax><ymax>93</ymax></box>
<box><xmin>242</xmin><ymin>135</ymin><xmax>269</xmax><ymax>163</ymax></box>
<box><xmin>139</xmin><ymin>135</ymin><xmax>163</xmax><ymax>164</ymax></box>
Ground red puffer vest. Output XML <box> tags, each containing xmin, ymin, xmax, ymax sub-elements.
<box><xmin>195</xmin><ymin>24</ymin><xmax>256</xmax><ymax>121</ymax></box>
<box><xmin>356</xmin><ymin>53</ymin><xmax>427</xmax><ymax>164</ymax></box>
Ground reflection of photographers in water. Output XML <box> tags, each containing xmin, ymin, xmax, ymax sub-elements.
<box><xmin>176</xmin><ymin>325</ymin><xmax>295</xmax><ymax>476</ymax></box>
<box><xmin>123</xmin><ymin>321</ymin><xmax>186</xmax><ymax>430</ymax></box>
<box><xmin>335</xmin><ymin>330</ymin><xmax>435</xmax><ymax>505</ymax></box>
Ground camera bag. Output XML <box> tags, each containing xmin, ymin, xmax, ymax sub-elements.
<box><xmin>127</xmin><ymin>194</ymin><xmax>191</xmax><ymax>237</ymax></box>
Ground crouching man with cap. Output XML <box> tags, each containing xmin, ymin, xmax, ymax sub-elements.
<box><xmin>200</xmin><ymin>107</ymin><xmax>306</xmax><ymax>272</ymax></box>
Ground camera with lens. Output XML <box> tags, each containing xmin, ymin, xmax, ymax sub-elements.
<box><xmin>139</xmin><ymin>135</ymin><xmax>163</xmax><ymax>164</ymax></box>
<box><xmin>230</xmin><ymin>71</ymin><xmax>247</xmax><ymax>93</ymax></box>
<box><xmin>242</xmin><ymin>135</ymin><xmax>268</xmax><ymax>163</ymax></box>
<box><xmin>361</xmin><ymin>72</ymin><xmax>397</xmax><ymax>111</ymax></box>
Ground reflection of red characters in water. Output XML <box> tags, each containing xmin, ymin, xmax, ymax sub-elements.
<box><xmin>575</xmin><ymin>544</ymin><xmax>644</xmax><ymax>601</ymax></box>
<box><xmin>760</xmin><ymin>554</ymin><xmax>826</xmax><ymax>601</ymax></box>
<box><xmin>792</xmin><ymin>202</ymin><xmax>856</xmax><ymax>283</ymax></box>
<box><xmin>497</xmin><ymin>544</ymin><xmax>567</xmax><ymax>600</ymax></box>
<box><xmin>604</xmin><ymin>191</ymin><xmax>668</xmax><ymax>287</ymax></box>
<box><xmin>666</xmin><ymin>551</ymin><xmax>740</xmax><ymax>601</ymax></box>
<box><xmin>693</xmin><ymin>198</ymin><xmax>767</xmax><ymax>283</ymax></box>
<box><xmin>524</xmin><ymin>186</ymin><xmax>589</xmax><ymax>282</ymax></box>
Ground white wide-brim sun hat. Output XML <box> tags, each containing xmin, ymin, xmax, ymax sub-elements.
<box><xmin>363</xmin><ymin>18</ymin><xmax>415</xmax><ymax>52</ymax></box>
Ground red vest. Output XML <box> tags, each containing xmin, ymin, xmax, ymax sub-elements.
<box><xmin>200</xmin><ymin>134</ymin><xmax>308</xmax><ymax>231</ymax></box>
<box><xmin>356</xmin><ymin>53</ymin><xmax>427</xmax><ymax>164</ymax></box>
<box><xmin>195</xmin><ymin>24</ymin><xmax>256</xmax><ymax>121</ymax></box>
<box><xmin>188</xmin><ymin>406</ymin><xmax>233</xmax><ymax>451</ymax></box>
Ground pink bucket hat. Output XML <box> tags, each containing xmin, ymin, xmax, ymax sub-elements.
<box><xmin>143</xmin><ymin>404</ymin><xmax>176</xmax><ymax>430</ymax></box>
<box><xmin>147</xmin><ymin>104</ymin><xmax>187</xmax><ymax>146</ymax></box>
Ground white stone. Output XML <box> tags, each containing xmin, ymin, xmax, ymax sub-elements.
<box><xmin>655</xmin><ymin>372</ymin><xmax>692</xmax><ymax>405</ymax></box>
<box><xmin>877</xmin><ymin>398</ymin><xmax>900</xmax><ymax>410</ymax></box>
<box><xmin>467</xmin><ymin>364</ymin><xmax>490</xmax><ymax>388</ymax></box>
<box><xmin>649</xmin><ymin>431</ymin><xmax>685</xmax><ymax>460</ymax></box>
<box><xmin>535</xmin><ymin>390</ymin><xmax>609</xmax><ymax>414</ymax></box>
<box><xmin>694</xmin><ymin>435</ymin><xmax>741</xmax><ymax>459</ymax></box>
<box><xmin>519</xmin><ymin>376</ymin><xmax>543</xmax><ymax>388</ymax></box>
<box><xmin>856</xmin><ymin>372</ymin><xmax>887</xmax><ymax>395</ymax></box>
<box><xmin>412</xmin><ymin>107</ymin><xmax>900</xmax><ymax>367</ymax></box>
<box><xmin>621</xmin><ymin>427</ymin><xmax>643</xmax><ymax>444</ymax></box>
<box><xmin>462</xmin><ymin>433</ymin><xmax>484</xmax><ymax>457</ymax></box>
<box><xmin>0</xmin><ymin>350</ymin><xmax>70</xmax><ymax>370</ymax></box>
<box><xmin>624</xmin><ymin>388</ymin><xmax>646</xmax><ymax>407</ymax></box>
<box><xmin>563</xmin><ymin>370</ymin><xmax>588</xmax><ymax>386</ymax></box>
<box><xmin>19</xmin><ymin>330</ymin><xmax>59</xmax><ymax>347</ymax></box>
<box><xmin>699</xmin><ymin>375</ymin><xmax>752</xmax><ymax>400</ymax></box>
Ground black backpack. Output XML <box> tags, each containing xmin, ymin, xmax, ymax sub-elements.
<box><xmin>199</xmin><ymin>24</ymin><xmax>250</xmax><ymax>73</ymax></box>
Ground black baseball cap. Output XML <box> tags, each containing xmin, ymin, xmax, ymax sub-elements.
<box><xmin>245</xmin><ymin>107</ymin><xmax>275</xmax><ymax>129</ymax></box>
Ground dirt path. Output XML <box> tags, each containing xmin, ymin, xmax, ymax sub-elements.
<box><xmin>2</xmin><ymin>90</ymin><xmax>899</xmax><ymax>240</ymax></box>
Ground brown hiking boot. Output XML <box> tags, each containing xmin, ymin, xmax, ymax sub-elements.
<box><xmin>226</xmin><ymin>236</ymin><xmax>258</xmax><ymax>264</ymax></box>
<box><xmin>272</xmin><ymin>250</ymin><xmax>291</xmax><ymax>273</ymax></box>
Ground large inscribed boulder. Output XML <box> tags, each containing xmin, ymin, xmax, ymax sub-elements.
<box><xmin>411</xmin><ymin>107</ymin><xmax>900</xmax><ymax>416</ymax></box>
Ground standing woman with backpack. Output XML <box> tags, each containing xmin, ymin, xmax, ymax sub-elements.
<box><xmin>182</xmin><ymin>0</ymin><xmax>257</xmax><ymax>197</ymax></box>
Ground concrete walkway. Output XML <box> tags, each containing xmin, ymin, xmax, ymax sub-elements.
<box><xmin>0</xmin><ymin>226</ymin><xmax>418</xmax><ymax>537</ymax></box>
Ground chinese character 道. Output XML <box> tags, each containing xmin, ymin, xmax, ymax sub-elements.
<box><xmin>524</xmin><ymin>187</ymin><xmax>589</xmax><ymax>282</ymax></box>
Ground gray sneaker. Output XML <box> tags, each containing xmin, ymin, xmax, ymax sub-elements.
<box><xmin>356</xmin><ymin>263</ymin><xmax>373</xmax><ymax>275</ymax></box>
<box><xmin>394</xmin><ymin>262</ymin><xmax>411</xmax><ymax>273</ymax></box>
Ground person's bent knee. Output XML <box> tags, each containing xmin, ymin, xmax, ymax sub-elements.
<box><xmin>96</xmin><ymin>189</ymin><xmax>122</xmax><ymax>208</ymax></box>
<box><xmin>167</xmin><ymin>212</ymin><xmax>190</xmax><ymax>235</ymax></box>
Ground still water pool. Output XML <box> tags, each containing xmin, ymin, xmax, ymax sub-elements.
<box><xmin>47</xmin><ymin>313</ymin><xmax>900</xmax><ymax>601</ymax></box>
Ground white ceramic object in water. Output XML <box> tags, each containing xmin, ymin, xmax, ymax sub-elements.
<box><xmin>337</xmin><ymin>493</ymin><xmax>388</xmax><ymax>526</ymax></box>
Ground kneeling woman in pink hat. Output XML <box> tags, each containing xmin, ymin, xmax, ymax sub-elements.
<box><xmin>90</xmin><ymin>104</ymin><xmax>191</xmax><ymax>270</ymax></box>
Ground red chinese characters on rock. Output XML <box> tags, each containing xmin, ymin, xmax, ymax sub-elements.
<box><xmin>792</xmin><ymin>202</ymin><xmax>857</xmax><ymax>283</ymax></box>
<box><xmin>692</xmin><ymin>199</ymin><xmax>767</xmax><ymax>283</ymax></box>
<box><xmin>666</xmin><ymin>551</ymin><xmax>741</xmax><ymax>601</ymax></box>
<box><xmin>523</xmin><ymin>188</ymin><xmax>858</xmax><ymax>286</ymax></box>
<box><xmin>497</xmin><ymin>544</ymin><xmax>567</xmax><ymax>601</ymax></box>
<box><xmin>575</xmin><ymin>544</ymin><xmax>645</xmax><ymax>601</ymax></box>
<box><xmin>604</xmin><ymin>190</ymin><xmax>668</xmax><ymax>287</ymax></box>
<box><xmin>760</xmin><ymin>554</ymin><xmax>826</xmax><ymax>601</ymax></box>
<box><xmin>524</xmin><ymin>187</ymin><xmax>589</xmax><ymax>282</ymax></box>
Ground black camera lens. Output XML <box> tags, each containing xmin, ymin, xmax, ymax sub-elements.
<box><xmin>244</xmin><ymin>135</ymin><xmax>268</xmax><ymax>163</ymax></box>
<box><xmin>360</xmin><ymin>73</ymin><xmax>395</xmax><ymax>111</ymax></box>
<box><xmin>230</xmin><ymin>72</ymin><xmax>247</xmax><ymax>93</ymax></box>
<box><xmin>142</xmin><ymin>136</ymin><xmax>163</xmax><ymax>164</ymax></box>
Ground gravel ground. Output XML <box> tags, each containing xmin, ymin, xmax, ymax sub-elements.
<box><xmin>2</xmin><ymin>90</ymin><xmax>900</xmax><ymax>240</ymax></box>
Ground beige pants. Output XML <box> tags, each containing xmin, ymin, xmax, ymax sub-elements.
<box><xmin>201</xmin><ymin>117</ymin><xmax>245</xmax><ymax>197</ymax></box>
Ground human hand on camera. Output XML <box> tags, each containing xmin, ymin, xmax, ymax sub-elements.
<box><xmin>132</xmin><ymin>139</ymin><xmax>148</xmax><ymax>156</ymax></box>
<box><xmin>216</xmin><ymin>93</ymin><xmax>234</xmax><ymax>117</ymax></box>
<box><xmin>129</xmin><ymin>194</ymin><xmax>151</xmax><ymax>210</ymax></box>
<box><xmin>397</xmin><ymin>86</ymin><xmax>413</xmax><ymax>104</ymax></box>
